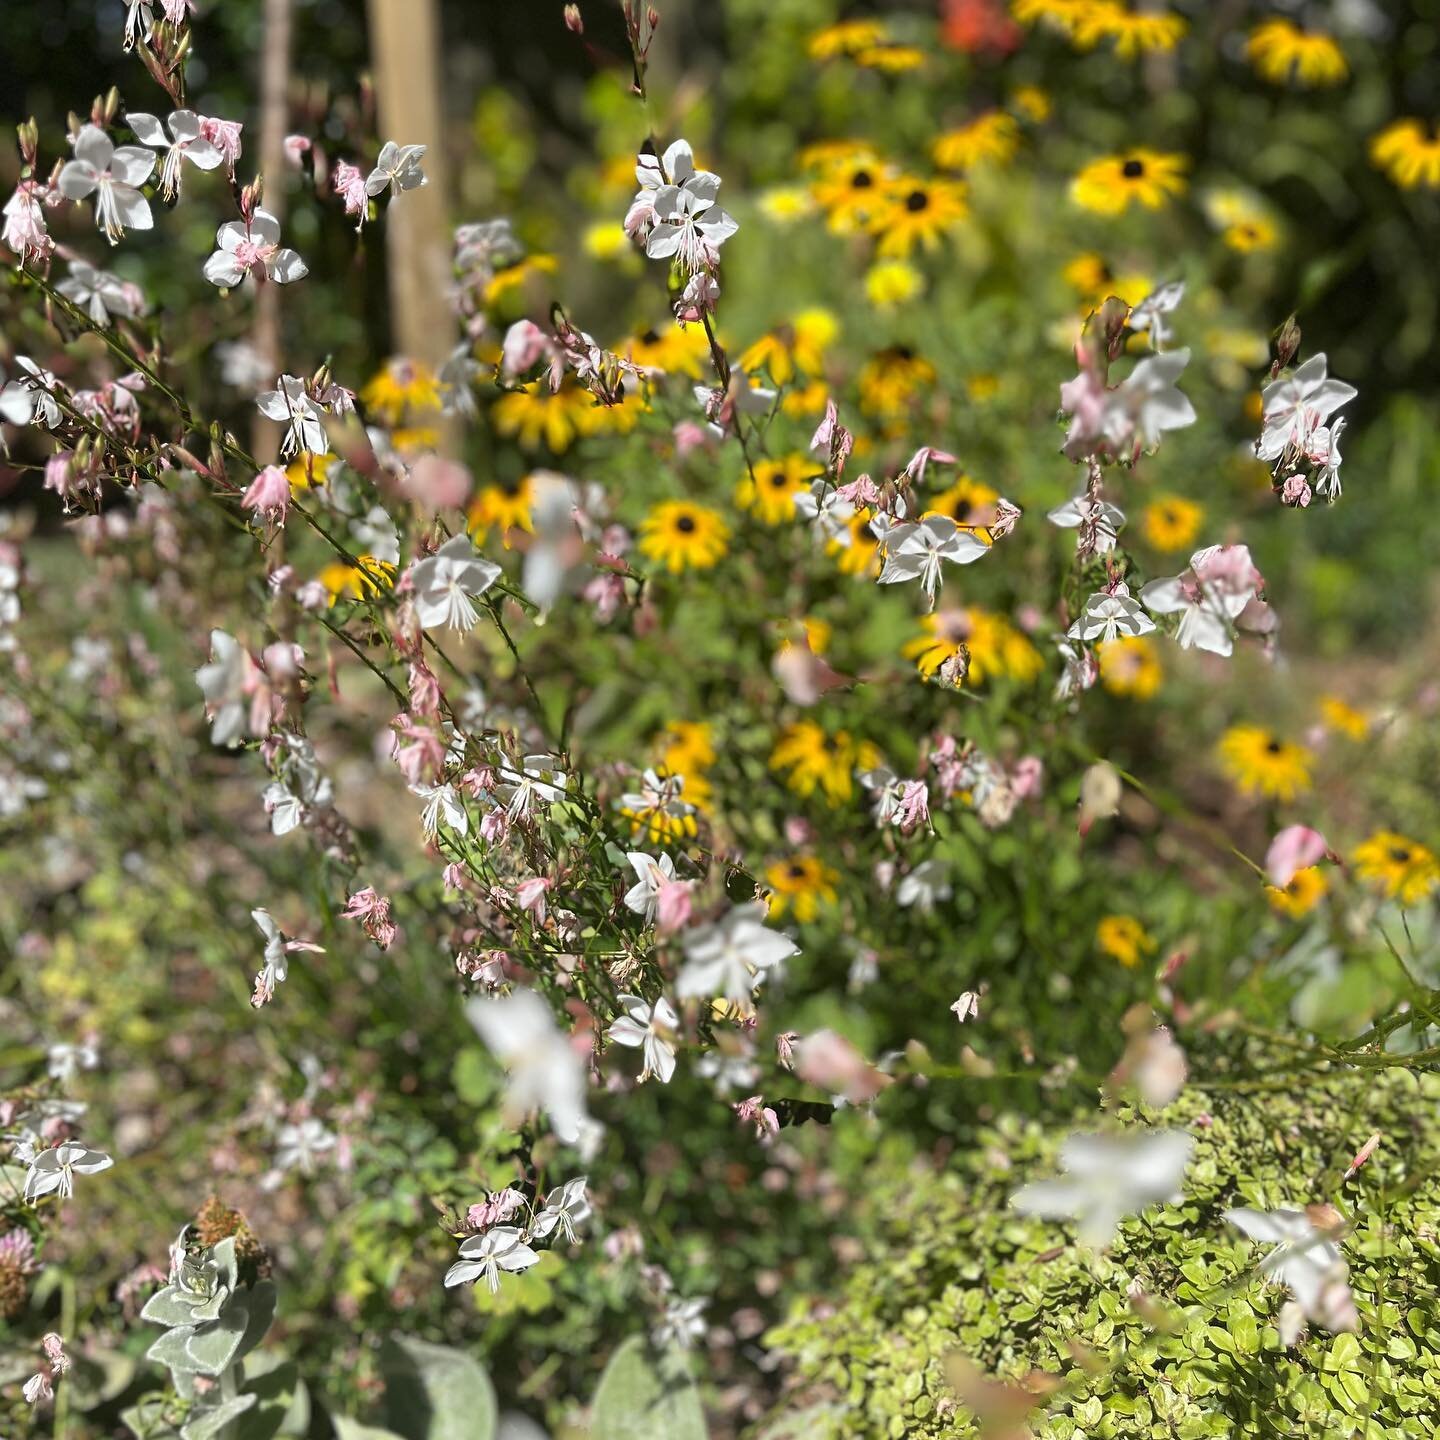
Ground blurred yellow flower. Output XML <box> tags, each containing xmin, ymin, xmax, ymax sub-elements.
<box><xmin>362</xmin><ymin>358</ymin><xmax>442</xmax><ymax>425</ymax></box>
<box><xmin>854</xmin><ymin>45</ymin><xmax>925</xmax><ymax>73</ymax></box>
<box><xmin>870</xmin><ymin>176</ymin><xmax>968</xmax><ymax>257</ymax></box>
<box><xmin>1353</xmin><ymin>831</ymin><xmax>1440</xmax><ymax>905</ymax></box>
<box><xmin>1319</xmin><ymin>697</ymin><xmax>1369</xmax><ymax>741</ymax></box>
<box><xmin>660</xmin><ymin>720</ymin><xmax>716</xmax><ymax>777</ymax></box>
<box><xmin>966</xmin><ymin>373</ymin><xmax>1001</xmax><ymax>403</ymax></box>
<box><xmin>1097</xmin><ymin>636</ymin><xmax>1162</xmax><ymax>699</ymax></box>
<box><xmin>933</xmin><ymin>113</ymin><xmax>1020</xmax><ymax>171</ymax></box>
<box><xmin>1247</xmin><ymin>20</ymin><xmax>1346</xmax><ymax>87</ymax></box>
<box><xmin>829</xmin><ymin>508</ymin><xmax>880</xmax><ymax>577</ymax></box>
<box><xmin>780</xmin><ymin>379</ymin><xmax>831</xmax><ymax>417</ymax></box>
<box><xmin>619</xmin><ymin>324</ymin><xmax>710</xmax><ymax>380</ymax></box>
<box><xmin>758</xmin><ymin>185</ymin><xmax>816</xmax><ymax>224</ymax></box>
<box><xmin>284</xmin><ymin>451</ymin><xmax>337</xmax><ymax>491</ymax></box>
<box><xmin>1012</xmin><ymin>0</ymin><xmax>1092</xmax><ymax>33</ymax></box>
<box><xmin>808</xmin><ymin>19</ymin><xmax>889</xmax><ymax>59</ymax></box>
<box><xmin>492</xmin><ymin>382</ymin><xmax>592</xmax><ymax>452</ymax></box>
<box><xmin>1266</xmin><ymin>866</ymin><xmax>1328</xmax><ymax>918</ymax></box>
<box><xmin>1063</xmin><ymin>253</ymin><xmax>1154</xmax><ymax>308</ymax></box>
<box><xmin>1142</xmin><ymin>495</ymin><xmax>1204</xmax><ymax>551</ymax></box>
<box><xmin>1074</xmin><ymin>2</ymin><xmax>1186</xmax><ymax>58</ymax></box>
<box><xmin>1096</xmin><ymin>914</ymin><xmax>1155</xmax><ymax>968</ymax></box>
<box><xmin>737</xmin><ymin>453</ymin><xmax>819</xmax><ymax>525</ymax></box>
<box><xmin>924</xmin><ymin>475</ymin><xmax>999</xmax><ymax>531</ymax></box>
<box><xmin>1010</xmin><ymin>86</ymin><xmax>1052</xmax><ymax>123</ymax></box>
<box><xmin>770</xmin><ymin>721</ymin><xmax>880</xmax><ymax>806</ymax></box>
<box><xmin>467</xmin><ymin>475</ymin><xmax>535</xmax><ymax>546</ymax></box>
<box><xmin>765</xmin><ymin>855</ymin><xmax>839</xmax><ymax>922</ymax></box>
<box><xmin>320</xmin><ymin>556</ymin><xmax>395</xmax><ymax>604</ymax></box>
<box><xmin>904</xmin><ymin>607</ymin><xmax>1042</xmax><ymax>686</ymax></box>
<box><xmin>582</xmin><ymin>221</ymin><xmax>632</xmax><ymax>260</ymax></box>
<box><xmin>738</xmin><ymin>309</ymin><xmax>838</xmax><ymax>386</ymax></box>
<box><xmin>1218</xmin><ymin>725</ymin><xmax>1313</xmax><ymax>802</ymax></box>
<box><xmin>1072</xmin><ymin>150</ymin><xmax>1187</xmax><ymax>214</ymax></box>
<box><xmin>864</xmin><ymin>259</ymin><xmax>924</xmax><ymax>309</ymax></box>
<box><xmin>1223</xmin><ymin>216</ymin><xmax>1277</xmax><ymax>253</ymax></box>
<box><xmin>639</xmin><ymin>501</ymin><xmax>729</xmax><ymax>573</ymax></box>
<box><xmin>483</xmin><ymin>254</ymin><xmax>558</xmax><ymax>306</ymax></box>
<box><xmin>858</xmin><ymin>346</ymin><xmax>936</xmax><ymax>416</ymax></box>
<box><xmin>1371</xmin><ymin>120</ymin><xmax>1440</xmax><ymax>190</ymax></box>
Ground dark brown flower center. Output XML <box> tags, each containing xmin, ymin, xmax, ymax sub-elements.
<box><xmin>675</xmin><ymin>514</ymin><xmax>697</xmax><ymax>534</ymax></box>
<box><xmin>1390</xmin><ymin>846</ymin><xmax>1412</xmax><ymax>864</ymax></box>
<box><xmin>905</xmin><ymin>189</ymin><xmax>929</xmax><ymax>212</ymax></box>
<box><xmin>1122</xmin><ymin>159</ymin><xmax>1145</xmax><ymax>178</ymax></box>
<box><xmin>1265</xmin><ymin>739</ymin><xmax>1284</xmax><ymax>755</ymax></box>
<box><xmin>852</xmin><ymin>169</ymin><xmax>874</xmax><ymax>189</ymax></box>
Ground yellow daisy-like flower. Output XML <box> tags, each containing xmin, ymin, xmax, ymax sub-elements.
<box><xmin>765</xmin><ymin>855</ymin><xmax>839</xmax><ymax>922</ymax></box>
<box><xmin>864</xmin><ymin>259</ymin><xmax>924</xmax><ymax>309</ymax></box>
<box><xmin>870</xmin><ymin>176</ymin><xmax>969</xmax><ymax>258</ymax></box>
<box><xmin>780</xmin><ymin>379</ymin><xmax>831</xmax><ymax>418</ymax></box>
<box><xmin>1142</xmin><ymin>495</ymin><xmax>1204</xmax><ymax>552</ymax></box>
<box><xmin>967</xmin><ymin>374</ymin><xmax>1000</xmax><ymax>403</ymax></box>
<box><xmin>582</xmin><ymin>221</ymin><xmax>632</xmax><ymax>261</ymax></box>
<box><xmin>638</xmin><ymin>501</ymin><xmax>729</xmax><ymax>573</ymax></box>
<box><xmin>808</xmin><ymin>19</ymin><xmax>889</xmax><ymax>59</ymax></box>
<box><xmin>659</xmin><ymin>720</ymin><xmax>716</xmax><ymax>778</ymax></box>
<box><xmin>1072</xmin><ymin>150</ymin><xmax>1187</xmax><ymax>215</ymax></box>
<box><xmin>284</xmin><ymin>451</ymin><xmax>337</xmax><ymax>491</ymax></box>
<box><xmin>1012</xmin><ymin>0</ymin><xmax>1093</xmax><ymax>33</ymax></box>
<box><xmin>1010</xmin><ymin>86</ymin><xmax>1052</xmax><ymax>123</ymax></box>
<box><xmin>1352</xmin><ymin>831</ymin><xmax>1440</xmax><ymax>906</ymax></box>
<box><xmin>737</xmin><ymin>453</ymin><xmax>819</xmax><ymax>525</ymax></box>
<box><xmin>619</xmin><ymin>772</ymin><xmax>701</xmax><ymax>846</ymax></box>
<box><xmin>1222</xmin><ymin>216</ymin><xmax>1278</xmax><ymax>253</ymax></box>
<box><xmin>932</xmin><ymin>112</ymin><xmax>1020</xmax><ymax>172</ymax></box>
<box><xmin>813</xmin><ymin>156</ymin><xmax>894</xmax><ymax>233</ymax></box>
<box><xmin>903</xmin><ymin>608</ymin><xmax>1043</xmax><ymax>687</ymax></box>
<box><xmin>853</xmin><ymin>45</ymin><xmax>925</xmax><ymax>72</ymax></box>
<box><xmin>924</xmin><ymin>475</ymin><xmax>999</xmax><ymax>531</ymax></box>
<box><xmin>738</xmin><ymin>308</ymin><xmax>839</xmax><ymax>386</ymax></box>
<box><xmin>1074</xmin><ymin>2</ymin><xmax>1186</xmax><ymax>58</ymax></box>
<box><xmin>483</xmin><ymin>254</ymin><xmax>558</xmax><ymax>307</ymax></box>
<box><xmin>319</xmin><ymin>555</ymin><xmax>395</xmax><ymax>604</ymax></box>
<box><xmin>799</xmin><ymin>138</ymin><xmax>881</xmax><ymax>173</ymax></box>
<box><xmin>362</xmin><ymin>358</ymin><xmax>442</xmax><ymax>425</ymax></box>
<box><xmin>1063</xmin><ymin>253</ymin><xmax>1154</xmax><ymax>309</ymax></box>
<box><xmin>1370</xmin><ymin>120</ymin><xmax>1440</xmax><ymax>191</ymax></box>
<box><xmin>467</xmin><ymin>474</ymin><xmax>535</xmax><ymax>546</ymax></box>
<box><xmin>1266</xmin><ymin>866</ymin><xmax>1328</xmax><ymax>919</ymax></box>
<box><xmin>620</xmin><ymin>324</ymin><xmax>710</xmax><ymax>380</ymax></box>
<box><xmin>828</xmin><ymin>508</ymin><xmax>880</xmax><ymax>577</ymax></box>
<box><xmin>1096</xmin><ymin>914</ymin><xmax>1156</xmax><ymax>968</ymax></box>
<box><xmin>770</xmin><ymin>721</ymin><xmax>881</xmax><ymax>807</ymax></box>
<box><xmin>1217</xmin><ymin>725</ymin><xmax>1313</xmax><ymax>803</ymax></box>
<box><xmin>1319</xmin><ymin>697</ymin><xmax>1369</xmax><ymax>742</ymax></box>
<box><xmin>758</xmin><ymin>185</ymin><xmax>817</xmax><ymax>224</ymax></box>
<box><xmin>492</xmin><ymin>382</ymin><xmax>594</xmax><ymax>452</ymax></box>
<box><xmin>1246</xmin><ymin>20</ymin><xmax>1347</xmax><ymax>87</ymax></box>
<box><xmin>582</xmin><ymin>386</ymin><xmax>647</xmax><ymax>438</ymax></box>
<box><xmin>858</xmin><ymin>346</ymin><xmax>936</xmax><ymax>417</ymax></box>
<box><xmin>1097</xmin><ymin>636</ymin><xmax>1162</xmax><ymax>700</ymax></box>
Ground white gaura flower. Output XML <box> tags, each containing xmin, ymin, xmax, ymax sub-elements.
<box><xmin>1073</xmin><ymin>586</ymin><xmax>1155</xmax><ymax>644</ymax></box>
<box><xmin>273</xmin><ymin>1117</ymin><xmax>336</xmax><ymax>1174</ymax></box>
<box><xmin>1140</xmin><ymin>543</ymin><xmax>1267</xmax><ymax>657</ymax></box>
<box><xmin>408</xmin><ymin>536</ymin><xmax>501</xmax><ymax>633</ymax></box>
<box><xmin>1127</xmin><ymin>280</ymin><xmax>1185</xmax><ymax>348</ymax></box>
<box><xmin>1111</xmin><ymin>347</ymin><xmax>1196</xmax><ymax>450</ymax></box>
<box><xmin>794</xmin><ymin>478</ymin><xmax>856</xmax><ymax>546</ymax></box>
<box><xmin>623</xmin><ymin>851</ymin><xmax>676</xmax><ymax>922</ymax></box>
<box><xmin>46</xmin><ymin>1041</ymin><xmax>100</xmax><ymax>1083</ymax></box>
<box><xmin>627</xmin><ymin>138</ymin><xmax>719</xmax><ymax>242</ymax></box>
<box><xmin>194</xmin><ymin>628</ymin><xmax>249</xmax><ymax>746</ymax></box>
<box><xmin>203</xmin><ymin>207</ymin><xmax>308</xmax><ymax>288</ymax></box>
<box><xmin>1047</xmin><ymin>491</ymin><xmax>1125</xmax><ymax>553</ymax></box>
<box><xmin>1311</xmin><ymin>416</ymin><xmax>1346</xmax><ymax>500</ymax></box>
<box><xmin>22</xmin><ymin>1141</ymin><xmax>114</xmax><ymax>1203</ymax></box>
<box><xmin>1224</xmin><ymin>1206</ymin><xmax>1356</xmax><ymax>1333</ymax></box>
<box><xmin>126</xmin><ymin>109</ymin><xmax>222</xmax><ymax>200</ymax></box>
<box><xmin>123</xmin><ymin>0</ymin><xmax>156</xmax><ymax>49</ymax></box>
<box><xmin>607</xmin><ymin>994</ymin><xmax>679</xmax><ymax>1083</ymax></box>
<box><xmin>444</xmin><ymin>1225</ymin><xmax>541</xmax><ymax>1294</ymax></box>
<box><xmin>56</xmin><ymin>259</ymin><xmax>146</xmax><ymax>326</ymax></box>
<box><xmin>676</xmin><ymin>903</ymin><xmax>798</xmax><ymax>1004</ymax></box>
<box><xmin>646</xmin><ymin>181</ymin><xmax>739</xmax><ymax>276</ymax></box>
<box><xmin>466</xmin><ymin>988</ymin><xmax>591</xmax><ymax>1144</ymax></box>
<box><xmin>496</xmin><ymin>755</ymin><xmax>569</xmax><ymax>821</ymax></box>
<box><xmin>1010</xmin><ymin>1129</ymin><xmax>1194</xmax><ymax>1248</ymax></box>
<box><xmin>1256</xmin><ymin>354</ymin><xmax>1356</xmax><ymax>464</ymax></box>
<box><xmin>0</xmin><ymin>358</ymin><xmax>62</xmax><ymax>430</ymax></box>
<box><xmin>366</xmin><ymin>141</ymin><xmax>428</xmax><ymax>198</ymax></box>
<box><xmin>411</xmin><ymin>781</ymin><xmax>468</xmax><ymax>839</ymax></box>
<box><xmin>58</xmin><ymin>125</ymin><xmax>155</xmax><ymax>244</ymax></box>
<box><xmin>896</xmin><ymin>858</ymin><xmax>951</xmax><ymax>911</ymax></box>
<box><xmin>652</xmin><ymin>1296</ymin><xmax>709</xmax><ymax>1350</ymax></box>
<box><xmin>531</xmin><ymin>1175</ymin><xmax>591</xmax><ymax>1243</ymax></box>
<box><xmin>251</xmin><ymin>907</ymin><xmax>324</xmax><ymax>1008</ymax></box>
<box><xmin>256</xmin><ymin>375</ymin><xmax>327</xmax><ymax>458</ymax></box>
<box><xmin>351</xmin><ymin>505</ymin><xmax>401</xmax><ymax>566</ymax></box>
<box><xmin>878</xmin><ymin>515</ymin><xmax>989</xmax><ymax>608</ymax></box>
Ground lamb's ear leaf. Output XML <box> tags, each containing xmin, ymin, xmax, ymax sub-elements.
<box><xmin>236</xmin><ymin>1354</ymin><xmax>310</xmax><ymax>1440</ymax></box>
<box><xmin>234</xmin><ymin>1280</ymin><xmax>277</xmax><ymax>1362</ymax></box>
<box><xmin>182</xmin><ymin>1300</ymin><xmax>251</xmax><ymax>1375</ymax></box>
<box><xmin>378</xmin><ymin>1335</ymin><xmax>497</xmax><ymax>1440</ymax></box>
<box><xmin>330</xmin><ymin>1420</ymin><xmax>407</xmax><ymax>1440</ymax></box>
<box><xmin>180</xmin><ymin>1394</ymin><xmax>258</xmax><ymax>1440</ymax></box>
<box><xmin>147</xmin><ymin>1325</ymin><xmax>203</xmax><ymax>1376</ymax></box>
<box><xmin>140</xmin><ymin>1286</ymin><xmax>198</xmax><ymax>1328</ymax></box>
<box><xmin>589</xmin><ymin>1337</ymin><xmax>708</xmax><ymax>1440</ymax></box>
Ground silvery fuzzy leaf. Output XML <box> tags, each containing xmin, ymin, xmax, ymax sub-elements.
<box><xmin>147</xmin><ymin>1324</ymin><xmax>204</xmax><ymax>1375</ymax></box>
<box><xmin>379</xmin><ymin>1335</ymin><xmax>498</xmax><ymax>1440</ymax></box>
<box><xmin>238</xmin><ymin>1355</ymin><xmax>311</xmax><ymax>1440</ymax></box>
<box><xmin>181</xmin><ymin>1395</ymin><xmax>258</xmax><ymax>1440</ymax></box>
<box><xmin>183</xmin><ymin>1299</ymin><xmax>252</xmax><ymax>1375</ymax></box>
<box><xmin>235</xmin><ymin>1280</ymin><xmax>277</xmax><ymax>1364</ymax></box>
<box><xmin>590</xmin><ymin>1336</ymin><xmax>706</xmax><ymax>1440</ymax></box>
<box><xmin>141</xmin><ymin>1284</ymin><xmax>201</xmax><ymax>1328</ymax></box>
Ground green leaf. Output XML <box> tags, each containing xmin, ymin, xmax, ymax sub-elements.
<box><xmin>121</xmin><ymin>1395</ymin><xmax>183</xmax><ymax>1440</ymax></box>
<box><xmin>590</xmin><ymin>1337</ymin><xmax>707</xmax><ymax>1440</ymax></box>
<box><xmin>184</xmin><ymin>1300</ymin><xmax>252</xmax><ymax>1375</ymax></box>
<box><xmin>331</xmin><ymin>1420</ymin><xmax>407</xmax><ymax>1440</ymax></box>
<box><xmin>237</xmin><ymin>1355</ymin><xmax>311</xmax><ymax>1440</ymax></box>
<box><xmin>379</xmin><ymin>1336</ymin><xmax>498</xmax><ymax>1440</ymax></box>
<box><xmin>141</xmin><ymin>1286</ymin><xmax>202</xmax><ymax>1329</ymax></box>
<box><xmin>181</xmin><ymin>1394</ymin><xmax>258</xmax><ymax>1440</ymax></box>
<box><xmin>147</xmin><ymin>1326</ymin><xmax>204</xmax><ymax>1376</ymax></box>
<box><xmin>235</xmin><ymin>1280</ymin><xmax>277</xmax><ymax>1363</ymax></box>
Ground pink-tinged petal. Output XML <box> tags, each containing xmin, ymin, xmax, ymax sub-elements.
<box><xmin>126</xmin><ymin>112</ymin><xmax>170</xmax><ymax>147</ymax></box>
<box><xmin>216</xmin><ymin>220</ymin><xmax>249</xmax><ymax>253</ymax></box>
<box><xmin>203</xmin><ymin>251</ymin><xmax>245</xmax><ymax>287</ymax></box>
<box><xmin>268</xmin><ymin>248</ymin><xmax>308</xmax><ymax>283</ymax></box>
<box><xmin>112</xmin><ymin>187</ymin><xmax>154</xmax><ymax>231</ymax></box>
<box><xmin>185</xmin><ymin>137</ymin><xmax>224</xmax><ymax>170</ymax></box>
<box><xmin>1266</xmin><ymin>826</ymin><xmax>1328</xmax><ymax>889</ymax></box>
<box><xmin>249</xmin><ymin>208</ymin><xmax>282</xmax><ymax>245</ymax></box>
<box><xmin>110</xmin><ymin>146</ymin><xmax>158</xmax><ymax>186</ymax></box>
<box><xmin>72</xmin><ymin>125</ymin><xmax>116</xmax><ymax>169</ymax></box>
<box><xmin>57</xmin><ymin>161</ymin><xmax>99</xmax><ymax>201</ymax></box>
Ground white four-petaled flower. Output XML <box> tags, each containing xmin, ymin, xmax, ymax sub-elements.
<box><xmin>366</xmin><ymin>141</ymin><xmax>428</xmax><ymax>198</ymax></box>
<box><xmin>127</xmin><ymin>109</ymin><xmax>223</xmax><ymax>200</ymax></box>
<box><xmin>204</xmin><ymin>207</ymin><xmax>308</xmax><ymax>288</ymax></box>
<box><xmin>677</xmin><ymin>903</ymin><xmax>797</xmax><ymax>1004</ymax></box>
<box><xmin>607</xmin><ymin>994</ymin><xmax>679</xmax><ymax>1083</ymax></box>
<box><xmin>58</xmin><ymin>125</ymin><xmax>155</xmax><ymax>245</ymax></box>
<box><xmin>443</xmin><ymin>1225</ymin><xmax>540</xmax><ymax>1294</ymax></box>
<box><xmin>408</xmin><ymin>536</ymin><xmax>502</xmax><ymax>633</ymax></box>
<box><xmin>22</xmin><ymin>1141</ymin><xmax>114</xmax><ymax>1203</ymax></box>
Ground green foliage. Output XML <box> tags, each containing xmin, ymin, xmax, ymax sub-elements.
<box><xmin>377</xmin><ymin>1336</ymin><xmax>497</xmax><ymax>1440</ymax></box>
<box><xmin>589</xmin><ymin>1336</ymin><xmax>707</xmax><ymax>1440</ymax></box>
<box><xmin>766</xmin><ymin>1063</ymin><xmax>1440</xmax><ymax>1439</ymax></box>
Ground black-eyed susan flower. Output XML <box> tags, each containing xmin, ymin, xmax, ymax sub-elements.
<box><xmin>854</xmin><ymin>45</ymin><xmax>925</xmax><ymax>73</ymax></box>
<box><xmin>1071</xmin><ymin>150</ymin><xmax>1186</xmax><ymax>215</ymax></box>
<box><xmin>1266</xmin><ymin>866</ymin><xmax>1328</xmax><ymax>918</ymax></box>
<box><xmin>903</xmin><ymin>607</ymin><xmax>1043</xmax><ymax>686</ymax></box>
<box><xmin>1142</xmin><ymin>495</ymin><xmax>1204</xmax><ymax>552</ymax></box>
<box><xmin>1370</xmin><ymin>120</ymin><xmax>1440</xmax><ymax>191</ymax></box>
<box><xmin>765</xmin><ymin>855</ymin><xmax>839</xmax><ymax>922</ymax></box>
<box><xmin>319</xmin><ymin>555</ymin><xmax>396</xmax><ymax>604</ymax></box>
<box><xmin>924</xmin><ymin>475</ymin><xmax>1000</xmax><ymax>531</ymax></box>
<box><xmin>620</xmin><ymin>324</ymin><xmax>710</xmax><ymax>379</ymax></box>
<box><xmin>870</xmin><ymin>176</ymin><xmax>968</xmax><ymax>258</ymax></box>
<box><xmin>1246</xmin><ymin>20</ymin><xmax>1346</xmax><ymax>87</ymax></box>
<box><xmin>864</xmin><ymin>259</ymin><xmax>924</xmax><ymax>309</ymax></box>
<box><xmin>1062</xmin><ymin>252</ymin><xmax>1154</xmax><ymax>309</ymax></box>
<box><xmin>932</xmin><ymin>112</ymin><xmax>1020</xmax><ymax>172</ymax></box>
<box><xmin>1217</xmin><ymin>725</ymin><xmax>1313</xmax><ymax>802</ymax></box>
<box><xmin>362</xmin><ymin>357</ymin><xmax>442</xmax><ymax>425</ymax></box>
<box><xmin>1353</xmin><ymin>831</ymin><xmax>1440</xmax><ymax>906</ymax></box>
<box><xmin>808</xmin><ymin>19</ymin><xmax>889</xmax><ymax>60</ymax></box>
<box><xmin>468</xmin><ymin>474</ymin><xmax>536</xmax><ymax>546</ymax></box>
<box><xmin>770</xmin><ymin>721</ymin><xmax>881</xmax><ymax>806</ymax></box>
<box><xmin>638</xmin><ymin>500</ymin><xmax>730</xmax><ymax>573</ymax></box>
<box><xmin>1202</xmin><ymin>189</ymin><xmax>1279</xmax><ymax>253</ymax></box>
<box><xmin>1097</xmin><ymin>635</ymin><xmax>1162</xmax><ymax>699</ymax></box>
<box><xmin>737</xmin><ymin>453</ymin><xmax>820</xmax><ymax>525</ymax></box>
<box><xmin>1010</xmin><ymin>85</ymin><xmax>1052</xmax><ymax>123</ymax></box>
<box><xmin>492</xmin><ymin>381</ymin><xmax>594</xmax><ymax>452</ymax></box>
<box><xmin>738</xmin><ymin>308</ymin><xmax>839</xmax><ymax>386</ymax></box>
<box><xmin>1096</xmin><ymin>914</ymin><xmax>1156</xmax><ymax>967</ymax></box>
<box><xmin>1319</xmin><ymin>697</ymin><xmax>1368</xmax><ymax>741</ymax></box>
<box><xmin>858</xmin><ymin>346</ymin><xmax>936</xmax><ymax>416</ymax></box>
<box><xmin>483</xmin><ymin>253</ymin><xmax>558</xmax><ymax>307</ymax></box>
<box><xmin>1074</xmin><ymin>2</ymin><xmax>1186</xmax><ymax>59</ymax></box>
<box><xmin>812</xmin><ymin>156</ymin><xmax>894</xmax><ymax>233</ymax></box>
<box><xmin>284</xmin><ymin>451</ymin><xmax>338</xmax><ymax>491</ymax></box>
<box><xmin>660</xmin><ymin>720</ymin><xmax>716</xmax><ymax>777</ymax></box>
<box><xmin>780</xmin><ymin>379</ymin><xmax>831</xmax><ymax>417</ymax></box>
<box><xmin>828</xmin><ymin>508</ymin><xmax>881</xmax><ymax>577</ymax></box>
<box><xmin>1012</xmin><ymin>0</ymin><xmax>1092</xmax><ymax>34</ymax></box>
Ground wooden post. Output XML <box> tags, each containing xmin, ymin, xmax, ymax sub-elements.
<box><xmin>365</xmin><ymin>0</ymin><xmax>456</xmax><ymax>376</ymax></box>
<box><xmin>251</xmin><ymin>0</ymin><xmax>292</xmax><ymax>459</ymax></box>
